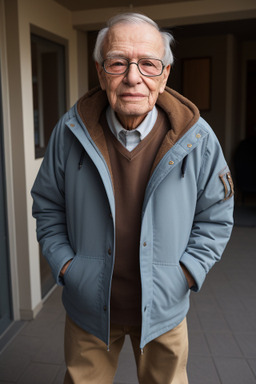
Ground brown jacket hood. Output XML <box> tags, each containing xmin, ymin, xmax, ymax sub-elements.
<box><xmin>77</xmin><ymin>86</ymin><xmax>200</xmax><ymax>176</ymax></box>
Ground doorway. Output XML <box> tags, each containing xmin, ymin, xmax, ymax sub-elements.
<box><xmin>246</xmin><ymin>60</ymin><xmax>256</xmax><ymax>138</ymax></box>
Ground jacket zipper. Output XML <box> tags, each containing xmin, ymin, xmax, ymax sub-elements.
<box><xmin>73</xmin><ymin>110</ymin><xmax>116</xmax><ymax>351</ymax></box>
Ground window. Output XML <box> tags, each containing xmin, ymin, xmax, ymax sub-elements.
<box><xmin>31</xmin><ymin>33</ymin><xmax>66</xmax><ymax>158</ymax></box>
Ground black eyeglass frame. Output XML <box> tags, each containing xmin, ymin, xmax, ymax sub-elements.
<box><xmin>102</xmin><ymin>57</ymin><xmax>165</xmax><ymax>77</ymax></box>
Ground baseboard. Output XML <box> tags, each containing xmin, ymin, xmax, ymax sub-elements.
<box><xmin>20</xmin><ymin>301</ymin><xmax>43</xmax><ymax>320</ymax></box>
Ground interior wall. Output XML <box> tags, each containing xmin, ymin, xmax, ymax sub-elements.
<box><xmin>3</xmin><ymin>0</ymin><xmax>81</xmax><ymax>319</ymax></box>
<box><xmin>0</xmin><ymin>0</ymin><xmax>20</xmax><ymax>321</ymax></box>
<box><xmin>4</xmin><ymin>0</ymin><xmax>31</xmax><ymax>319</ymax></box>
<box><xmin>169</xmin><ymin>34</ymin><xmax>228</xmax><ymax>148</ymax></box>
<box><xmin>77</xmin><ymin>30</ymin><xmax>89</xmax><ymax>98</ymax></box>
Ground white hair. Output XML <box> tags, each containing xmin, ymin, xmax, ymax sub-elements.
<box><xmin>93</xmin><ymin>13</ymin><xmax>175</xmax><ymax>66</ymax></box>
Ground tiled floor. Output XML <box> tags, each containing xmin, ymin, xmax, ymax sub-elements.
<box><xmin>1</xmin><ymin>225</ymin><xmax>256</xmax><ymax>384</ymax></box>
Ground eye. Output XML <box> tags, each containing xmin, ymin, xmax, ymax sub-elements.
<box><xmin>139</xmin><ymin>59</ymin><xmax>156</xmax><ymax>68</ymax></box>
<box><xmin>109</xmin><ymin>59</ymin><xmax>126</xmax><ymax>67</ymax></box>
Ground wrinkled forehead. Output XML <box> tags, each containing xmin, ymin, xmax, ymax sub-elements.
<box><xmin>103</xmin><ymin>22</ymin><xmax>165</xmax><ymax>59</ymax></box>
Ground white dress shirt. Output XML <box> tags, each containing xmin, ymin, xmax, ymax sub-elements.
<box><xmin>106</xmin><ymin>106</ymin><xmax>158</xmax><ymax>152</ymax></box>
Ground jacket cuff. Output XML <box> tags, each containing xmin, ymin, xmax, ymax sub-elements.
<box><xmin>56</xmin><ymin>257</ymin><xmax>74</xmax><ymax>286</ymax></box>
<box><xmin>42</xmin><ymin>245</ymin><xmax>75</xmax><ymax>286</ymax></box>
<box><xmin>180</xmin><ymin>252</ymin><xmax>206</xmax><ymax>292</ymax></box>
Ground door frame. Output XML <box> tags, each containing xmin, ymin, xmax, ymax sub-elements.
<box><xmin>0</xmin><ymin>0</ymin><xmax>19</xmax><ymax>325</ymax></box>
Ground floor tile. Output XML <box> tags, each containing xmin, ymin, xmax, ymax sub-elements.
<box><xmin>197</xmin><ymin>309</ymin><xmax>230</xmax><ymax>332</ymax></box>
<box><xmin>1</xmin><ymin>226</ymin><xmax>256</xmax><ymax>384</ymax></box>
<box><xmin>0</xmin><ymin>382</ymin><xmax>15</xmax><ymax>384</ymax></box>
<box><xmin>0</xmin><ymin>321</ymin><xmax>26</xmax><ymax>354</ymax></box>
<box><xmin>16</xmin><ymin>362</ymin><xmax>60</xmax><ymax>384</ymax></box>
<box><xmin>20</xmin><ymin>312</ymin><xmax>61</xmax><ymax>338</ymax></box>
<box><xmin>234</xmin><ymin>333</ymin><xmax>256</xmax><ymax>357</ymax></box>
<box><xmin>187</xmin><ymin>356</ymin><xmax>221</xmax><ymax>384</ymax></box>
<box><xmin>214</xmin><ymin>357</ymin><xmax>256</xmax><ymax>384</ymax></box>
<box><xmin>52</xmin><ymin>364</ymin><xmax>66</xmax><ymax>384</ymax></box>
<box><xmin>114</xmin><ymin>338</ymin><xmax>138</xmax><ymax>384</ymax></box>
<box><xmin>224</xmin><ymin>311</ymin><xmax>256</xmax><ymax>332</ymax></box>
<box><xmin>187</xmin><ymin>308</ymin><xmax>202</xmax><ymax>332</ymax></box>
<box><xmin>0</xmin><ymin>354</ymin><xmax>30</xmax><ymax>382</ymax></box>
<box><xmin>247</xmin><ymin>359</ymin><xmax>256</xmax><ymax>377</ymax></box>
<box><xmin>188</xmin><ymin>332</ymin><xmax>210</xmax><ymax>356</ymax></box>
<box><xmin>205</xmin><ymin>332</ymin><xmax>242</xmax><ymax>357</ymax></box>
<box><xmin>215</xmin><ymin>294</ymin><xmax>245</xmax><ymax>313</ymax></box>
<box><xmin>238</xmin><ymin>294</ymin><xmax>256</xmax><ymax>313</ymax></box>
<box><xmin>33</xmin><ymin>338</ymin><xmax>65</xmax><ymax>365</ymax></box>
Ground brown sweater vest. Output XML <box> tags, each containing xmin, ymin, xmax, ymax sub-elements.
<box><xmin>102</xmin><ymin>109</ymin><xmax>169</xmax><ymax>325</ymax></box>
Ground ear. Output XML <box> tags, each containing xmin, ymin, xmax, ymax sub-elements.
<box><xmin>95</xmin><ymin>62</ymin><xmax>106</xmax><ymax>90</ymax></box>
<box><xmin>159</xmin><ymin>65</ymin><xmax>171</xmax><ymax>94</ymax></box>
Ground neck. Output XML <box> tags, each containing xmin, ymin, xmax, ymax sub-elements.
<box><xmin>116</xmin><ymin>113</ymin><xmax>147</xmax><ymax>130</ymax></box>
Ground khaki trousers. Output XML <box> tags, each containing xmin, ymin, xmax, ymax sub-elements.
<box><xmin>64</xmin><ymin>315</ymin><xmax>189</xmax><ymax>384</ymax></box>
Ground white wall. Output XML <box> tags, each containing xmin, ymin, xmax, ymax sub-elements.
<box><xmin>20</xmin><ymin>0</ymin><xmax>80</xmax><ymax>317</ymax></box>
<box><xmin>3</xmin><ymin>0</ymin><xmax>81</xmax><ymax>320</ymax></box>
<box><xmin>0</xmin><ymin>0</ymin><xmax>20</xmax><ymax>321</ymax></box>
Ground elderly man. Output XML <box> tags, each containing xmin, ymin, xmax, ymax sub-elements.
<box><xmin>31</xmin><ymin>12</ymin><xmax>234</xmax><ymax>384</ymax></box>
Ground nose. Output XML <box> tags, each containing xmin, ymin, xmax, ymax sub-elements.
<box><xmin>123</xmin><ymin>62</ymin><xmax>142</xmax><ymax>85</ymax></box>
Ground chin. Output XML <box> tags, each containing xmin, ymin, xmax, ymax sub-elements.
<box><xmin>120</xmin><ymin>105</ymin><xmax>150</xmax><ymax>116</ymax></box>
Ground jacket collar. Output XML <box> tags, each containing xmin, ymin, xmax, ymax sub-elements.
<box><xmin>75</xmin><ymin>86</ymin><xmax>200</xmax><ymax>175</ymax></box>
<box><xmin>76</xmin><ymin>86</ymin><xmax>199</xmax><ymax>139</ymax></box>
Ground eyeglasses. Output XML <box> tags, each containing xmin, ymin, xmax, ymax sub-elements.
<box><xmin>102</xmin><ymin>57</ymin><xmax>165</xmax><ymax>77</ymax></box>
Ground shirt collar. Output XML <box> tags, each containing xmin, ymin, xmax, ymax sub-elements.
<box><xmin>106</xmin><ymin>105</ymin><xmax>158</xmax><ymax>141</ymax></box>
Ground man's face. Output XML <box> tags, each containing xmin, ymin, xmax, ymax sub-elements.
<box><xmin>96</xmin><ymin>22</ymin><xmax>170</xmax><ymax>129</ymax></box>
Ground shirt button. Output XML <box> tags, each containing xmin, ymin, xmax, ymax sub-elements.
<box><xmin>108</xmin><ymin>248</ymin><xmax>112</xmax><ymax>255</ymax></box>
<box><xmin>143</xmin><ymin>242</ymin><xmax>147</xmax><ymax>247</ymax></box>
<box><xmin>103</xmin><ymin>305</ymin><xmax>107</xmax><ymax>311</ymax></box>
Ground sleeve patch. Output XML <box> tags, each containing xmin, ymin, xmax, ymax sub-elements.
<box><xmin>219</xmin><ymin>171</ymin><xmax>234</xmax><ymax>201</ymax></box>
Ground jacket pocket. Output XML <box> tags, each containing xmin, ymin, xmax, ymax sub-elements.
<box><xmin>150</xmin><ymin>263</ymin><xmax>189</xmax><ymax>323</ymax></box>
<box><xmin>63</xmin><ymin>254</ymin><xmax>105</xmax><ymax>316</ymax></box>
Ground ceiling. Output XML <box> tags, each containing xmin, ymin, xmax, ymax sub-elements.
<box><xmin>53</xmin><ymin>0</ymin><xmax>256</xmax><ymax>40</ymax></box>
<box><xmin>54</xmin><ymin>0</ymin><xmax>196</xmax><ymax>11</ymax></box>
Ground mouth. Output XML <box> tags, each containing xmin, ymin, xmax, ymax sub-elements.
<box><xmin>119</xmin><ymin>93</ymin><xmax>146</xmax><ymax>100</ymax></box>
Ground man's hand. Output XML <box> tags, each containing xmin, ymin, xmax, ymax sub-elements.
<box><xmin>60</xmin><ymin>260</ymin><xmax>72</xmax><ymax>277</ymax></box>
<box><xmin>180</xmin><ymin>263</ymin><xmax>196</xmax><ymax>289</ymax></box>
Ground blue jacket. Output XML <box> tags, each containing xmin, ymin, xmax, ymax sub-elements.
<box><xmin>31</xmin><ymin>87</ymin><xmax>234</xmax><ymax>349</ymax></box>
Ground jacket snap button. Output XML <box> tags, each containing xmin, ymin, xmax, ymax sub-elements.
<box><xmin>143</xmin><ymin>242</ymin><xmax>147</xmax><ymax>247</ymax></box>
<box><xmin>187</xmin><ymin>144</ymin><xmax>192</xmax><ymax>148</ymax></box>
<box><xmin>168</xmin><ymin>160</ymin><xmax>174</xmax><ymax>165</ymax></box>
<box><xmin>196</xmin><ymin>133</ymin><xmax>201</xmax><ymax>138</ymax></box>
<box><xmin>70</xmin><ymin>123</ymin><xmax>75</xmax><ymax>127</ymax></box>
